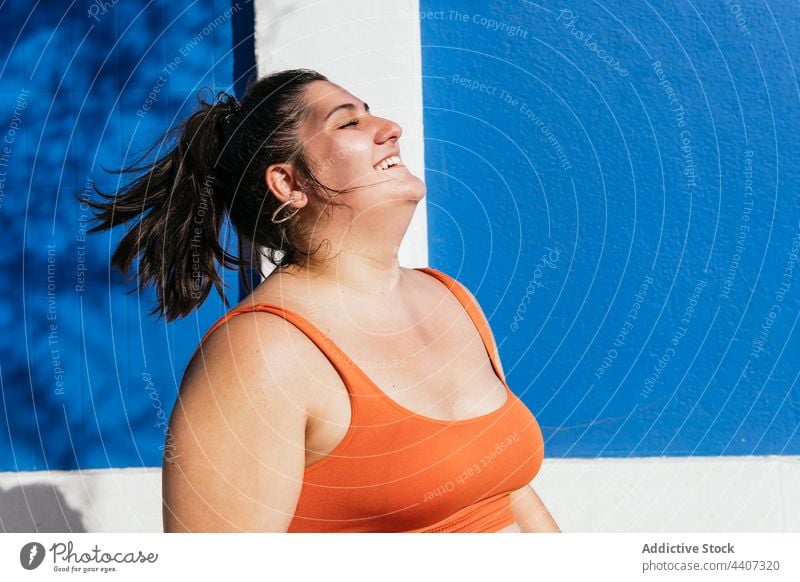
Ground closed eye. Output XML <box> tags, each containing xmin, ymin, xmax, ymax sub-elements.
<box><xmin>340</xmin><ymin>118</ymin><xmax>360</xmax><ymax>128</ymax></box>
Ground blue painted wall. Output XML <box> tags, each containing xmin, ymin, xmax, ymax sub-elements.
<box><xmin>0</xmin><ymin>1</ymin><xmax>242</xmax><ymax>471</ymax></box>
<box><xmin>420</xmin><ymin>0</ymin><xmax>799</xmax><ymax>456</ymax></box>
<box><xmin>3</xmin><ymin>1</ymin><xmax>797</xmax><ymax>472</ymax></box>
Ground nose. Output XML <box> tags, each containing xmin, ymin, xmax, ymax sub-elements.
<box><xmin>374</xmin><ymin>115</ymin><xmax>402</xmax><ymax>143</ymax></box>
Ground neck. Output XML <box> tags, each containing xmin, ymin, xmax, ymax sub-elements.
<box><xmin>280</xmin><ymin>213</ymin><xmax>415</xmax><ymax>297</ymax></box>
<box><xmin>310</xmin><ymin>248</ymin><xmax>406</xmax><ymax>296</ymax></box>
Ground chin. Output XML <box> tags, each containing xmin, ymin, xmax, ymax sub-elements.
<box><xmin>394</xmin><ymin>175</ymin><xmax>427</xmax><ymax>200</ymax></box>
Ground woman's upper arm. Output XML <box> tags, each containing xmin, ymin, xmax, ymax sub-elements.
<box><xmin>509</xmin><ymin>484</ymin><xmax>561</xmax><ymax>533</ymax></box>
<box><xmin>162</xmin><ymin>313</ymin><xmax>311</xmax><ymax>532</ymax></box>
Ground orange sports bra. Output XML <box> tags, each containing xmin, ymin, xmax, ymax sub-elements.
<box><xmin>196</xmin><ymin>267</ymin><xmax>545</xmax><ymax>532</ymax></box>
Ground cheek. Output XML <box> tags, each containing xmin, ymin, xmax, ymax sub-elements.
<box><xmin>322</xmin><ymin>137</ymin><xmax>371</xmax><ymax>174</ymax></box>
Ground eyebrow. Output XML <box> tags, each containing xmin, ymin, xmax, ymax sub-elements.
<box><xmin>324</xmin><ymin>101</ymin><xmax>370</xmax><ymax>122</ymax></box>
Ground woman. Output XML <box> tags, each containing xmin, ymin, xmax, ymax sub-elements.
<box><xmin>85</xmin><ymin>68</ymin><xmax>560</xmax><ymax>533</ymax></box>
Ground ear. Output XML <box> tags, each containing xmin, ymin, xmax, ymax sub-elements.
<box><xmin>264</xmin><ymin>163</ymin><xmax>307</xmax><ymax>207</ymax></box>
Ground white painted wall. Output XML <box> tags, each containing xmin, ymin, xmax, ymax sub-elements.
<box><xmin>536</xmin><ymin>456</ymin><xmax>800</xmax><ymax>532</ymax></box>
<box><xmin>253</xmin><ymin>0</ymin><xmax>429</xmax><ymax>273</ymax></box>
<box><xmin>0</xmin><ymin>468</ymin><xmax>162</xmax><ymax>533</ymax></box>
<box><xmin>3</xmin><ymin>458</ymin><xmax>798</xmax><ymax>532</ymax></box>
<box><xmin>4</xmin><ymin>1</ymin><xmax>795</xmax><ymax>536</ymax></box>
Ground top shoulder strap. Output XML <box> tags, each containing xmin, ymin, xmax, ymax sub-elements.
<box><xmin>413</xmin><ymin>267</ymin><xmax>504</xmax><ymax>382</ymax></box>
<box><xmin>188</xmin><ymin>303</ymin><xmax>356</xmax><ymax>374</ymax></box>
<box><xmin>187</xmin><ymin>268</ymin><xmax>505</xmax><ymax>387</ymax></box>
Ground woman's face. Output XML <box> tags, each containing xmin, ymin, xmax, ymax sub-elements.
<box><xmin>299</xmin><ymin>81</ymin><xmax>426</xmax><ymax>216</ymax></box>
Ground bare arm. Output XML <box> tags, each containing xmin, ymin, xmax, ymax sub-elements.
<box><xmin>162</xmin><ymin>313</ymin><xmax>310</xmax><ymax>532</ymax></box>
<box><xmin>509</xmin><ymin>483</ymin><xmax>561</xmax><ymax>532</ymax></box>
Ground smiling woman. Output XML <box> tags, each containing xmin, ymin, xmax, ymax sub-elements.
<box><xmin>81</xmin><ymin>68</ymin><xmax>559</xmax><ymax>533</ymax></box>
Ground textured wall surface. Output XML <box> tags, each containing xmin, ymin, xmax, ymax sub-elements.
<box><xmin>2</xmin><ymin>1</ymin><xmax>799</xmax><ymax>533</ymax></box>
<box><xmin>420</xmin><ymin>0</ymin><xmax>799</xmax><ymax>457</ymax></box>
<box><xmin>0</xmin><ymin>1</ymin><xmax>240</xmax><ymax>472</ymax></box>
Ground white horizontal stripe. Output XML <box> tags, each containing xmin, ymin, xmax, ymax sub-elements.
<box><xmin>2</xmin><ymin>456</ymin><xmax>798</xmax><ymax>532</ymax></box>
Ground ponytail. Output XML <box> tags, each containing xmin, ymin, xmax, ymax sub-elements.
<box><xmin>81</xmin><ymin>90</ymin><xmax>244</xmax><ymax>322</ymax></box>
<box><xmin>82</xmin><ymin>68</ymin><xmax>336</xmax><ymax>321</ymax></box>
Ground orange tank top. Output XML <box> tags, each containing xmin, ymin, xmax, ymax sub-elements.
<box><xmin>196</xmin><ymin>267</ymin><xmax>545</xmax><ymax>532</ymax></box>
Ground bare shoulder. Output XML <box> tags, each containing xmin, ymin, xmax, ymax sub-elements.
<box><xmin>413</xmin><ymin>267</ymin><xmax>491</xmax><ymax>322</ymax></box>
<box><xmin>180</xmin><ymin>309</ymin><xmax>317</xmax><ymax>409</ymax></box>
<box><xmin>164</xmin><ymin>310</ymin><xmax>331</xmax><ymax>531</ymax></box>
<box><xmin>178</xmin><ymin>297</ymin><xmax>349</xmax><ymax>434</ymax></box>
<box><xmin>412</xmin><ymin>266</ymin><xmax>475</xmax><ymax>298</ymax></box>
<box><xmin>414</xmin><ymin>267</ymin><xmax>505</xmax><ymax>375</ymax></box>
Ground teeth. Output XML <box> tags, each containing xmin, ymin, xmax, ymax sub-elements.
<box><xmin>374</xmin><ymin>155</ymin><xmax>402</xmax><ymax>171</ymax></box>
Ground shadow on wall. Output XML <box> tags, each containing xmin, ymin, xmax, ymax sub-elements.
<box><xmin>0</xmin><ymin>0</ymin><xmax>239</xmax><ymax>477</ymax></box>
<box><xmin>0</xmin><ymin>484</ymin><xmax>86</xmax><ymax>532</ymax></box>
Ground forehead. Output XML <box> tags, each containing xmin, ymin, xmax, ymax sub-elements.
<box><xmin>305</xmin><ymin>81</ymin><xmax>362</xmax><ymax>123</ymax></box>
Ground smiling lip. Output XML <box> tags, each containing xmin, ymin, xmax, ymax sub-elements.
<box><xmin>373</xmin><ymin>152</ymin><xmax>402</xmax><ymax>170</ymax></box>
<box><xmin>374</xmin><ymin>162</ymin><xmax>406</xmax><ymax>173</ymax></box>
<box><xmin>375</xmin><ymin>152</ymin><xmax>399</xmax><ymax>165</ymax></box>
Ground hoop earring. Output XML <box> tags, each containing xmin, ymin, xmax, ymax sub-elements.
<box><xmin>271</xmin><ymin>195</ymin><xmax>301</xmax><ymax>224</ymax></box>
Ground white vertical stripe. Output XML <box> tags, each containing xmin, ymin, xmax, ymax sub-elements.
<box><xmin>252</xmin><ymin>0</ymin><xmax>428</xmax><ymax>274</ymax></box>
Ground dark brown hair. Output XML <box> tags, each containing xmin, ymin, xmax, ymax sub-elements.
<box><xmin>81</xmin><ymin>68</ymin><xmax>357</xmax><ymax>322</ymax></box>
